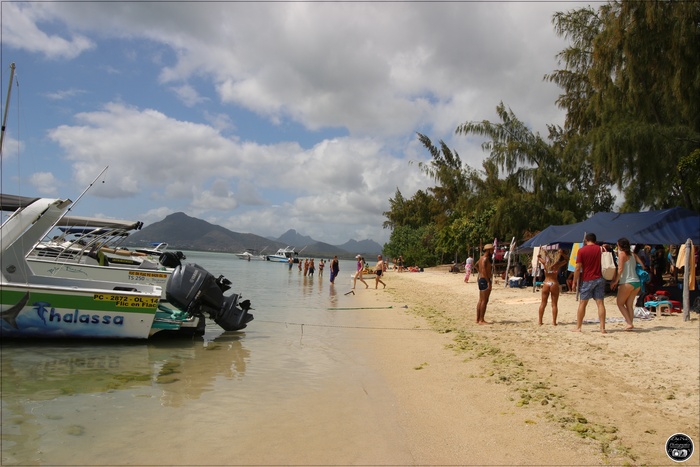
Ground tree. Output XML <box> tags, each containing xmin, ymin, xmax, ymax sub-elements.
<box><xmin>455</xmin><ymin>103</ymin><xmax>612</xmax><ymax>231</ymax></box>
<box><xmin>548</xmin><ymin>0</ymin><xmax>700</xmax><ymax>211</ymax></box>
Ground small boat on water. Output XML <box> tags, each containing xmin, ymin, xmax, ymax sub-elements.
<box><xmin>135</xmin><ymin>242</ymin><xmax>169</xmax><ymax>256</ymax></box>
<box><xmin>0</xmin><ymin>195</ymin><xmax>254</xmax><ymax>339</ymax></box>
<box><xmin>235</xmin><ymin>248</ymin><xmax>267</xmax><ymax>261</ymax></box>
<box><xmin>266</xmin><ymin>246</ymin><xmax>298</xmax><ymax>262</ymax></box>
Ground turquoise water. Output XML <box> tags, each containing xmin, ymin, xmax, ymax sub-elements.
<box><xmin>1</xmin><ymin>252</ymin><xmax>384</xmax><ymax>465</ymax></box>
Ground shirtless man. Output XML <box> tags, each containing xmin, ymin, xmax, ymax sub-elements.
<box><xmin>375</xmin><ymin>255</ymin><xmax>386</xmax><ymax>289</ymax></box>
<box><xmin>476</xmin><ymin>244</ymin><xmax>494</xmax><ymax>324</ymax></box>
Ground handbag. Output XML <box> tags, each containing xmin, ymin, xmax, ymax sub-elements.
<box><xmin>600</xmin><ymin>248</ymin><xmax>616</xmax><ymax>280</ymax></box>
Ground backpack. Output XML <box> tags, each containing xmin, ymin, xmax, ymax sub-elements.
<box><xmin>600</xmin><ymin>248</ymin><xmax>616</xmax><ymax>280</ymax></box>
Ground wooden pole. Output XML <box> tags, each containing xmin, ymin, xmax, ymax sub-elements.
<box><xmin>683</xmin><ymin>238</ymin><xmax>691</xmax><ymax>322</ymax></box>
<box><xmin>504</xmin><ymin>236</ymin><xmax>515</xmax><ymax>287</ymax></box>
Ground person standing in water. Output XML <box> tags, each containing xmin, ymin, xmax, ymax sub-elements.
<box><xmin>330</xmin><ymin>256</ymin><xmax>340</xmax><ymax>284</ymax></box>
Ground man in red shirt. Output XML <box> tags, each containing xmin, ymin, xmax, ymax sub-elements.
<box><xmin>572</xmin><ymin>233</ymin><xmax>608</xmax><ymax>333</ymax></box>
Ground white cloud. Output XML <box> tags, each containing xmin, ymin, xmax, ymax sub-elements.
<box><xmin>5</xmin><ymin>1</ymin><xmax>589</xmax><ymax>245</ymax></box>
<box><xmin>29</xmin><ymin>172</ymin><xmax>60</xmax><ymax>196</ymax></box>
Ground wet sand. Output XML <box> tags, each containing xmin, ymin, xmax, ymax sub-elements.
<box><xmin>343</xmin><ymin>267</ymin><xmax>699</xmax><ymax>465</ymax></box>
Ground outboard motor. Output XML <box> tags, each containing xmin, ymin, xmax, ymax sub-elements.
<box><xmin>165</xmin><ymin>263</ymin><xmax>253</xmax><ymax>331</ymax></box>
<box><xmin>159</xmin><ymin>251</ymin><xmax>186</xmax><ymax>269</ymax></box>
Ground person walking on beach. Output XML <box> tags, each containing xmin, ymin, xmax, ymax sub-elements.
<box><xmin>610</xmin><ymin>238</ymin><xmax>645</xmax><ymax>331</ymax></box>
<box><xmin>572</xmin><ymin>233</ymin><xmax>607</xmax><ymax>333</ymax></box>
<box><xmin>464</xmin><ymin>254</ymin><xmax>474</xmax><ymax>283</ymax></box>
<box><xmin>353</xmin><ymin>255</ymin><xmax>369</xmax><ymax>289</ymax></box>
<box><xmin>330</xmin><ymin>256</ymin><xmax>340</xmax><ymax>284</ymax></box>
<box><xmin>537</xmin><ymin>248</ymin><xmax>568</xmax><ymax>326</ymax></box>
<box><xmin>476</xmin><ymin>244</ymin><xmax>494</xmax><ymax>324</ymax></box>
<box><xmin>375</xmin><ymin>255</ymin><xmax>386</xmax><ymax>289</ymax></box>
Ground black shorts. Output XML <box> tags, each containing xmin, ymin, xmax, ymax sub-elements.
<box><xmin>376</xmin><ymin>270</ymin><xmax>383</xmax><ymax>277</ymax></box>
<box><xmin>478</xmin><ymin>278</ymin><xmax>489</xmax><ymax>290</ymax></box>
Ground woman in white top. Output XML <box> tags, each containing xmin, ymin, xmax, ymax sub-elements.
<box><xmin>610</xmin><ymin>237</ymin><xmax>646</xmax><ymax>331</ymax></box>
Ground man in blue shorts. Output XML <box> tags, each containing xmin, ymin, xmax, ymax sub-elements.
<box><xmin>572</xmin><ymin>233</ymin><xmax>607</xmax><ymax>333</ymax></box>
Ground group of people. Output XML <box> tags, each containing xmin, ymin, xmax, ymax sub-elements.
<box><xmin>353</xmin><ymin>255</ymin><xmax>387</xmax><ymax>289</ymax></box>
<box><xmin>470</xmin><ymin>233</ymin><xmax>654</xmax><ymax>332</ymax></box>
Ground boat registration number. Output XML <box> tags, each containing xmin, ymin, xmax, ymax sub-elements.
<box><xmin>128</xmin><ymin>271</ymin><xmax>168</xmax><ymax>279</ymax></box>
<box><xmin>93</xmin><ymin>294</ymin><xmax>159</xmax><ymax>308</ymax></box>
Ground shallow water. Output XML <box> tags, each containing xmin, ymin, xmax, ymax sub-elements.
<box><xmin>1</xmin><ymin>253</ymin><xmax>386</xmax><ymax>465</ymax></box>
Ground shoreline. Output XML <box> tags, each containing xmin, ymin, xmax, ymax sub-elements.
<box><xmin>345</xmin><ymin>267</ymin><xmax>700</xmax><ymax>465</ymax></box>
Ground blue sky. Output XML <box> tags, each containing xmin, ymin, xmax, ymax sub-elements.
<box><xmin>1</xmin><ymin>1</ymin><xmax>585</xmax><ymax>245</ymax></box>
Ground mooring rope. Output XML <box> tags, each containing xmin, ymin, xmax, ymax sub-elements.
<box><xmin>254</xmin><ymin>319</ymin><xmax>432</xmax><ymax>332</ymax></box>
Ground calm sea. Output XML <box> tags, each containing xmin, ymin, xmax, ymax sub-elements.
<box><xmin>1</xmin><ymin>252</ymin><xmax>384</xmax><ymax>465</ymax></box>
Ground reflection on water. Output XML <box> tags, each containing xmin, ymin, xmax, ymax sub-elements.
<box><xmin>0</xmin><ymin>329</ymin><xmax>249</xmax><ymax>464</ymax></box>
<box><xmin>1</xmin><ymin>253</ymin><xmax>366</xmax><ymax>465</ymax></box>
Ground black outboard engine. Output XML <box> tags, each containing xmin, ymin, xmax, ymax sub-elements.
<box><xmin>165</xmin><ymin>263</ymin><xmax>254</xmax><ymax>331</ymax></box>
<box><xmin>160</xmin><ymin>251</ymin><xmax>186</xmax><ymax>269</ymax></box>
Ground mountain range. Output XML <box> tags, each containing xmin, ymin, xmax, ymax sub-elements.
<box><xmin>123</xmin><ymin>212</ymin><xmax>383</xmax><ymax>258</ymax></box>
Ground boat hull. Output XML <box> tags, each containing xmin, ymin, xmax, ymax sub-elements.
<box><xmin>27</xmin><ymin>258</ymin><xmax>171</xmax><ymax>298</ymax></box>
<box><xmin>1</xmin><ymin>284</ymin><xmax>160</xmax><ymax>339</ymax></box>
<box><xmin>266</xmin><ymin>255</ymin><xmax>290</xmax><ymax>262</ymax></box>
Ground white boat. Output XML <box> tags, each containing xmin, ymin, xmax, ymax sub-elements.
<box><xmin>135</xmin><ymin>242</ymin><xmax>169</xmax><ymax>256</ymax></box>
<box><xmin>0</xmin><ymin>195</ymin><xmax>254</xmax><ymax>339</ymax></box>
<box><xmin>27</xmin><ymin>216</ymin><xmax>184</xmax><ymax>299</ymax></box>
<box><xmin>0</xmin><ymin>67</ymin><xmax>252</xmax><ymax>339</ymax></box>
<box><xmin>266</xmin><ymin>246</ymin><xmax>298</xmax><ymax>262</ymax></box>
<box><xmin>235</xmin><ymin>248</ymin><xmax>267</xmax><ymax>261</ymax></box>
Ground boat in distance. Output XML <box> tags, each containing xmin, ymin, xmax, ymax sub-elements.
<box><xmin>266</xmin><ymin>246</ymin><xmax>299</xmax><ymax>262</ymax></box>
<box><xmin>235</xmin><ymin>248</ymin><xmax>268</xmax><ymax>261</ymax></box>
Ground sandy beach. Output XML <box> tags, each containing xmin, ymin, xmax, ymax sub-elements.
<box><xmin>343</xmin><ymin>267</ymin><xmax>700</xmax><ymax>466</ymax></box>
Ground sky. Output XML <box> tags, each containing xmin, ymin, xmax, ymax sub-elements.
<box><xmin>1</xmin><ymin>0</ymin><xmax>589</xmax><ymax>246</ymax></box>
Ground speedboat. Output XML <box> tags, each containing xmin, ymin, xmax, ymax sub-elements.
<box><xmin>267</xmin><ymin>246</ymin><xmax>298</xmax><ymax>262</ymax></box>
<box><xmin>27</xmin><ymin>216</ymin><xmax>183</xmax><ymax>298</ymax></box>
<box><xmin>0</xmin><ymin>195</ymin><xmax>254</xmax><ymax>339</ymax></box>
<box><xmin>235</xmin><ymin>248</ymin><xmax>267</xmax><ymax>261</ymax></box>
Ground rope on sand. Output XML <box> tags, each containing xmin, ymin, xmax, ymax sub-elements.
<box><xmin>254</xmin><ymin>319</ymin><xmax>430</xmax><ymax>332</ymax></box>
<box><xmin>327</xmin><ymin>306</ymin><xmax>394</xmax><ymax>310</ymax></box>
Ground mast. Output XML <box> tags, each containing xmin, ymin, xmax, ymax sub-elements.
<box><xmin>0</xmin><ymin>62</ymin><xmax>17</xmax><ymax>155</ymax></box>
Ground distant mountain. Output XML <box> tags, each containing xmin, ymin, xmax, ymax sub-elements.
<box><xmin>124</xmin><ymin>212</ymin><xmax>284</xmax><ymax>253</ymax></box>
<box><xmin>339</xmin><ymin>239</ymin><xmax>384</xmax><ymax>256</ymax></box>
<box><xmin>275</xmin><ymin>229</ymin><xmax>383</xmax><ymax>257</ymax></box>
<box><xmin>123</xmin><ymin>214</ymin><xmax>383</xmax><ymax>258</ymax></box>
<box><xmin>276</xmin><ymin>229</ymin><xmax>315</xmax><ymax>247</ymax></box>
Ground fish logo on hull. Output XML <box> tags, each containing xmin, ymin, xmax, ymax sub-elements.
<box><xmin>0</xmin><ymin>292</ymin><xmax>30</xmax><ymax>329</ymax></box>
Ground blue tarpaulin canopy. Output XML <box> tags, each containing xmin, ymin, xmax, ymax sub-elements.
<box><xmin>518</xmin><ymin>207</ymin><xmax>700</xmax><ymax>250</ymax></box>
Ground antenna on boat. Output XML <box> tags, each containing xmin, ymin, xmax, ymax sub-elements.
<box><xmin>56</xmin><ymin>165</ymin><xmax>110</xmax><ymax>223</ymax></box>
<box><xmin>0</xmin><ymin>62</ymin><xmax>17</xmax><ymax>157</ymax></box>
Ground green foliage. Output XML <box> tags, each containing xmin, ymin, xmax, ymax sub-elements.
<box><xmin>383</xmin><ymin>224</ymin><xmax>440</xmax><ymax>267</ymax></box>
<box><xmin>549</xmin><ymin>0</ymin><xmax>700</xmax><ymax>211</ymax></box>
<box><xmin>383</xmin><ymin>0</ymin><xmax>698</xmax><ymax>265</ymax></box>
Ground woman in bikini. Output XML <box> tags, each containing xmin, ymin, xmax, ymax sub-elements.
<box><xmin>537</xmin><ymin>248</ymin><xmax>568</xmax><ymax>325</ymax></box>
<box><xmin>610</xmin><ymin>237</ymin><xmax>645</xmax><ymax>331</ymax></box>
